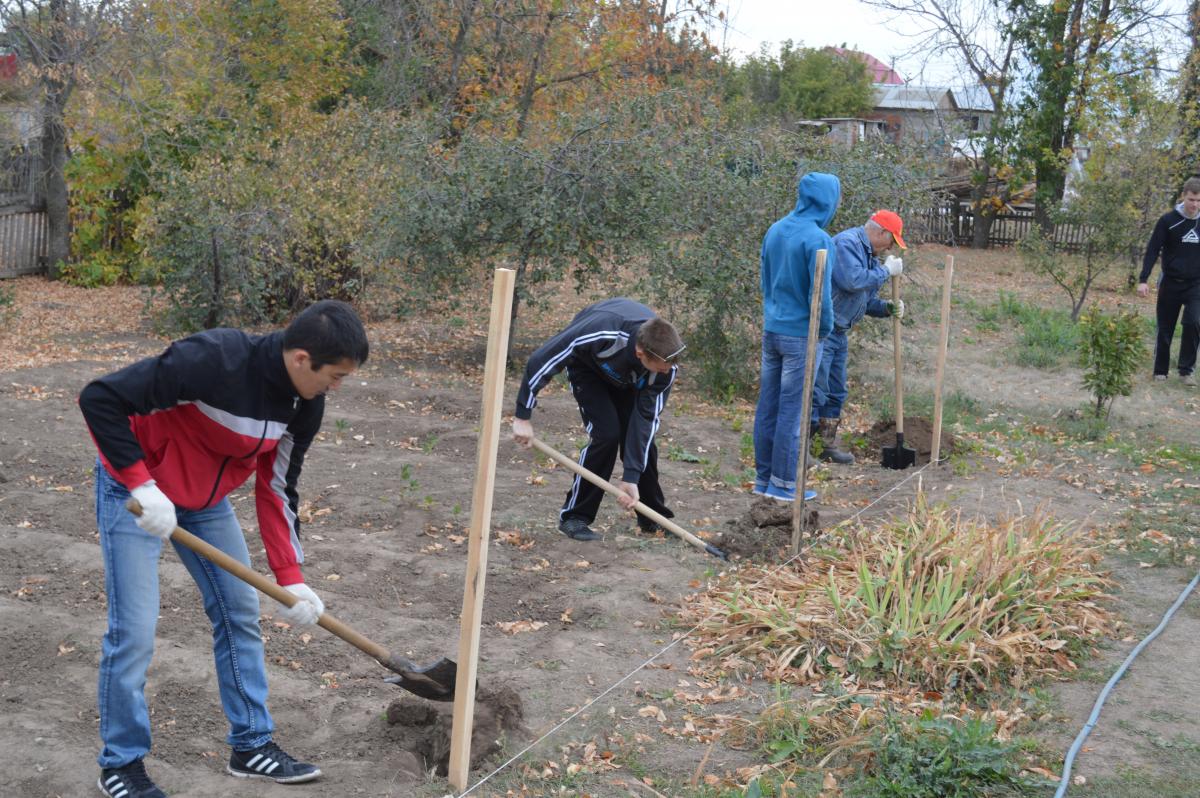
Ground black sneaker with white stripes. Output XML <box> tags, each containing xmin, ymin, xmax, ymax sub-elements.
<box><xmin>97</xmin><ymin>758</ymin><xmax>167</xmax><ymax>798</ymax></box>
<box><xmin>227</xmin><ymin>741</ymin><xmax>321</xmax><ymax>783</ymax></box>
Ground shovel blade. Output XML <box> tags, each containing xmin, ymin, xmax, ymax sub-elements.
<box><xmin>381</xmin><ymin>656</ymin><xmax>459</xmax><ymax>701</ymax></box>
<box><xmin>881</xmin><ymin>433</ymin><xmax>917</xmax><ymax>470</ymax></box>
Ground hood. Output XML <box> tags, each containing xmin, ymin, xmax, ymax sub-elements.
<box><xmin>1176</xmin><ymin>202</ymin><xmax>1200</xmax><ymax>220</ymax></box>
<box><xmin>793</xmin><ymin>172</ymin><xmax>841</xmax><ymax>229</ymax></box>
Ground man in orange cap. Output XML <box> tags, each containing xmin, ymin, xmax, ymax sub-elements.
<box><xmin>810</xmin><ymin>210</ymin><xmax>907</xmax><ymax>464</ymax></box>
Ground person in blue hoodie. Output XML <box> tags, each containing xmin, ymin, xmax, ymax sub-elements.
<box><xmin>753</xmin><ymin>172</ymin><xmax>840</xmax><ymax>502</ymax></box>
<box><xmin>810</xmin><ymin>210</ymin><xmax>907</xmax><ymax>465</ymax></box>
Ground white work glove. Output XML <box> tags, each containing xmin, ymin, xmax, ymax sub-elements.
<box><xmin>276</xmin><ymin>583</ymin><xmax>325</xmax><ymax>626</ymax></box>
<box><xmin>130</xmin><ymin>481</ymin><xmax>177</xmax><ymax>540</ymax></box>
<box><xmin>884</xmin><ymin>256</ymin><xmax>904</xmax><ymax>276</ymax></box>
<box><xmin>889</xmin><ymin>299</ymin><xmax>906</xmax><ymax>319</ymax></box>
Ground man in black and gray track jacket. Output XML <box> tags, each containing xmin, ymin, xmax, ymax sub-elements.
<box><xmin>1139</xmin><ymin>176</ymin><xmax>1200</xmax><ymax>383</ymax></box>
<box><xmin>511</xmin><ymin>298</ymin><xmax>686</xmax><ymax>541</ymax></box>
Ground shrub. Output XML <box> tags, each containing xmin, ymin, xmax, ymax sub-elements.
<box><xmin>681</xmin><ymin>496</ymin><xmax>1115</xmax><ymax>693</ymax></box>
<box><xmin>138</xmin><ymin>105</ymin><xmax>384</xmax><ymax>330</ymax></box>
<box><xmin>857</xmin><ymin>711</ymin><xmax>1025</xmax><ymax>798</ymax></box>
<box><xmin>1077</xmin><ymin>303</ymin><xmax>1144</xmax><ymax>419</ymax></box>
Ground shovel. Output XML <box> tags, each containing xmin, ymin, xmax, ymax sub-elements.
<box><xmin>528</xmin><ymin>437</ymin><xmax>728</xmax><ymax>561</ymax></box>
<box><xmin>881</xmin><ymin>275</ymin><xmax>916</xmax><ymax>470</ymax></box>
<box><xmin>127</xmin><ymin>499</ymin><xmax>458</xmax><ymax>701</ymax></box>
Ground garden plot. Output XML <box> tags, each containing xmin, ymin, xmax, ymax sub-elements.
<box><xmin>1</xmin><ymin>257</ymin><xmax>1198</xmax><ymax>796</ymax></box>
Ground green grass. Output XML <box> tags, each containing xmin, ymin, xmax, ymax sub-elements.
<box><xmin>1069</xmin><ymin>759</ymin><xmax>1200</xmax><ymax>798</ymax></box>
<box><xmin>958</xmin><ymin>291</ymin><xmax>1080</xmax><ymax>369</ymax></box>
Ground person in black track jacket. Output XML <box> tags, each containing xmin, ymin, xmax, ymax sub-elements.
<box><xmin>78</xmin><ymin>300</ymin><xmax>368</xmax><ymax>797</ymax></box>
<box><xmin>1139</xmin><ymin>176</ymin><xmax>1200</xmax><ymax>385</ymax></box>
<box><xmin>512</xmin><ymin>298</ymin><xmax>685</xmax><ymax>541</ymax></box>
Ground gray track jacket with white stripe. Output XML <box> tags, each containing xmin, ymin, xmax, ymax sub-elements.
<box><xmin>515</xmin><ymin>298</ymin><xmax>676</xmax><ymax>482</ymax></box>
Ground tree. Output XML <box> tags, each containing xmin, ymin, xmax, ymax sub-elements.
<box><xmin>862</xmin><ymin>0</ymin><xmax>1027</xmax><ymax>249</ymax></box>
<box><xmin>0</xmin><ymin>0</ymin><xmax>123</xmax><ymax>278</ymax></box>
<box><xmin>1018</xmin><ymin>158</ymin><xmax>1142</xmax><ymax>321</ymax></box>
<box><xmin>1015</xmin><ymin>0</ymin><xmax>1164</xmax><ymax>230</ymax></box>
<box><xmin>59</xmin><ymin>0</ymin><xmax>356</xmax><ymax>289</ymax></box>
<box><xmin>1177</xmin><ymin>0</ymin><xmax>1200</xmax><ymax>176</ymax></box>
<box><xmin>722</xmin><ymin>41</ymin><xmax>875</xmax><ymax>122</ymax></box>
<box><xmin>339</xmin><ymin>0</ymin><xmax>720</xmax><ymax>134</ymax></box>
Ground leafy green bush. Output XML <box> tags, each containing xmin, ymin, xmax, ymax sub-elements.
<box><xmin>856</xmin><ymin>711</ymin><xmax>1025</xmax><ymax>798</ymax></box>
<box><xmin>1078</xmin><ymin>304</ymin><xmax>1144</xmax><ymax>418</ymax></box>
<box><xmin>62</xmin><ymin>138</ymin><xmax>147</xmax><ymax>287</ymax></box>
<box><xmin>139</xmin><ymin>105</ymin><xmax>384</xmax><ymax>330</ymax></box>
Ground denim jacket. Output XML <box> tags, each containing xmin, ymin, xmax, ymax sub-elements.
<box><xmin>830</xmin><ymin>226</ymin><xmax>891</xmax><ymax>332</ymax></box>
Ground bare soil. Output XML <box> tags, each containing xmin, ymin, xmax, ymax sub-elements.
<box><xmin>1</xmin><ymin>248</ymin><xmax>1198</xmax><ymax>797</ymax></box>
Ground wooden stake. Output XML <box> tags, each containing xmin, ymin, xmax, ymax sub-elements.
<box><xmin>931</xmin><ymin>255</ymin><xmax>955</xmax><ymax>464</ymax></box>
<box><xmin>792</xmin><ymin>248</ymin><xmax>826</xmax><ymax>556</ymax></box>
<box><xmin>448</xmin><ymin>268</ymin><xmax>515</xmax><ymax>790</ymax></box>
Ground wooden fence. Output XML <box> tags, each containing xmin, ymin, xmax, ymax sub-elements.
<box><xmin>0</xmin><ymin>203</ymin><xmax>48</xmax><ymax>277</ymax></box>
<box><xmin>911</xmin><ymin>201</ymin><xmax>1095</xmax><ymax>253</ymax></box>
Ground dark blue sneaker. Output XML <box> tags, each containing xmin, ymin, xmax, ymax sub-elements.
<box><xmin>227</xmin><ymin>741</ymin><xmax>320</xmax><ymax>784</ymax></box>
<box><xmin>558</xmin><ymin>517</ymin><xmax>600</xmax><ymax>541</ymax></box>
<box><xmin>98</xmin><ymin>759</ymin><xmax>167</xmax><ymax>797</ymax></box>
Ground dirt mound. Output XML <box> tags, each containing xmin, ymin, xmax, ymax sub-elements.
<box><xmin>384</xmin><ymin>686</ymin><xmax>526</xmax><ymax>776</ymax></box>
<box><xmin>865</xmin><ymin>415</ymin><xmax>956</xmax><ymax>465</ymax></box>
<box><xmin>716</xmin><ymin>496</ymin><xmax>820</xmax><ymax>561</ymax></box>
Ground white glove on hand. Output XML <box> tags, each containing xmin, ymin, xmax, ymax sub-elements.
<box><xmin>130</xmin><ymin>481</ymin><xmax>177</xmax><ymax>540</ymax></box>
<box><xmin>890</xmin><ymin>299</ymin><xmax>906</xmax><ymax>319</ymax></box>
<box><xmin>276</xmin><ymin>583</ymin><xmax>325</xmax><ymax>626</ymax></box>
<box><xmin>884</xmin><ymin>256</ymin><xmax>904</xmax><ymax>276</ymax></box>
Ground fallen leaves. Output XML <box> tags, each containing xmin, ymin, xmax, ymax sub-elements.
<box><xmin>496</xmin><ymin>620</ymin><xmax>547</xmax><ymax>635</ymax></box>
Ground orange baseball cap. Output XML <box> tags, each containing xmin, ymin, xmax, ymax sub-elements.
<box><xmin>870</xmin><ymin>209</ymin><xmax>907</xmax><ymax>249</ymax></box>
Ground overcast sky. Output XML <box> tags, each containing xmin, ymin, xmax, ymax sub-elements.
<box><xmin>714</xmin><ymin>0</ymin><xmax>1192</xmax><ymax>89</ymax></box>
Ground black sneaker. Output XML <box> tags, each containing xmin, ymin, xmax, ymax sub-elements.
<box><xmin>97</xmin><ymin>759</ymin><xmax>167</xmax><ymax>798</ymax></box>
<box><xmin>636</xmin><ymin>519</ymin><xmax>663</xmax><ymax>535</ymax></box>
<box><xmin>227</xmin><ymin>741</ymin><xmax>321</xmax><ymax>784</ymax></box>
<box><xmin>558</xmin><ymin>517</ymin><xmax>600</xmax><ymax>541</ymax></box>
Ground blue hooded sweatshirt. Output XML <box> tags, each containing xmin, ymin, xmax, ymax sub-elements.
<box><xmin>760</xmin><ymin>172</ymin><xmax>840</xmax><ymax>338</ymax></box>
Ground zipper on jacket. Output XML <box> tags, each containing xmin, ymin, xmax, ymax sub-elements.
<box><xmin>200</xmin><ymin>419</ymin><xmax>270</xmax><ymax>509</ymax></box>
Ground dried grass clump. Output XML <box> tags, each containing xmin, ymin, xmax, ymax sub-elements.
<box><xmin>681</xmin><ymin>496</ymin><xmax>1115</xmax><ymax>694</ymax></box>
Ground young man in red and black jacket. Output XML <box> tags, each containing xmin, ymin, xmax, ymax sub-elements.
<box><xmin>79</xmin><ymin>300</ymin><xmax>368</xmax><ymax>797</ymax></box>
<box><xmin>1139</xmin><ymin>176</ymin><xmax>1200</xmax><ymax>385</ymax></box>
<box><xmin>511</xmin><ymin>298</ymin><xmax>684</xmax><ymax>541</ymax></box>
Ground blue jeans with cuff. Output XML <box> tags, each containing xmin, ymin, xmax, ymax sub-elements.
<box><xmin>753</xmin><ymin>331</ymin><xmax>823</xmax><ymax>498</ymax></box>
<box><xmin>95</xmin><ymin>462</ymin><xmax>274</xmax><ymax>769</ymax></box>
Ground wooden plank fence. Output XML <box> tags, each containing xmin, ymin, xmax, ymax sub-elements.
<box><xmin>911</xmin><ymin>201</ymin><xmax>1095</xmax><ymax>253</ymax></box>
<box><xmin>0</xmin><ymin>203</ymin><xmax>48</xmax><ymax>277</ymax></box>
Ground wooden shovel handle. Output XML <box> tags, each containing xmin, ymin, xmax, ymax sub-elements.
<box><xmin>529</xmin><ymin>437</ymin><xmax>723</xmax><ymax>558</ymax></box>
<box><xmin>125</xmin><ymin>499</ymin><xmax>393</xmax><ymax>665</ymax></box>
<box><xmin>891</xmin><ymin>276</ymin><xmax>904</xmax><ymax>435</ymax></box>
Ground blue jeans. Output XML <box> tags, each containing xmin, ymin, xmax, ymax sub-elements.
<box><xmin>95</xmin><ymin>463</ymin><xmax>273</xmax><ymax>769</ymax></box>
<box><xmin>753</xmin><ymin>331</ymin><xmax>823</xmax><ymax>495</ymax></box>
<box><xmin>813</xmin><ymin>329</ymin><xmax>849</xmax><ymax>421</ymax></box>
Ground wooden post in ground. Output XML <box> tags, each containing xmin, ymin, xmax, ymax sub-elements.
<box><xmin>792</xmin><ymin>248</ymin><xmax>827</xmax><ymax>556</ymax></box>
<box><xmin>448</xmin><ymin>268</ymin><xmax>515</xmax><ymax>791</ymax></box>
<box><xmin>931</xmin><ymin>255</ymin><xmax>955</xmax><ymax>464</ymax></box>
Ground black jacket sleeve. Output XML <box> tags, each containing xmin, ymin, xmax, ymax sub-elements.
<box><xmin>515</xmin><ymin>316</ymin><xmax>617</xmax><ymax>419</ymax></box>
<box><xmin>1141</xmin><ymin>215</ymin><xmax>1170</xmax><ymax>283</ymax></box>
<box><xmin>621</xmin><ymin>367</ymin><xmax>676</xmax><ymax>482</ymax></box>
<box><xmin>78</xmin><ymin>336</ymin><xmax>220</xmax><ymax>479</ymax></box>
